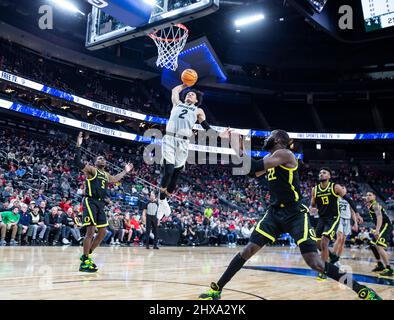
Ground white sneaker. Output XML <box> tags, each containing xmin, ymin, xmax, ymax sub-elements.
<box><xmin>158</xmin><ymin>198</ymin><xmax>171</xmax><ymax>220</ymax></box>
<box><xmin>62</xmin><ymin>238</ymin><xmax>70</xmax><ymax>245</ymax></box>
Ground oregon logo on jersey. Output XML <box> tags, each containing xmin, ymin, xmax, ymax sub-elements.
<box><xmin>309</xmin><ymin>228</ymin><xmax>317</xmax><ymax>238</ymax></box>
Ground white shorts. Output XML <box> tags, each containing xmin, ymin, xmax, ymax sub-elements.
<box><xmin>337</xmin><ymin>218</ymin><xmax>351</xmax><ymax>236</ymax></box>
<box><xmin>161</xmin><ymin>134</ymin><xmax>189</xmax><ymax>168</ymax></box>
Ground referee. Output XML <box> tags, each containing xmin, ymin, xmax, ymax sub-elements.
<box><xmin>143</xmin><ymin>193</ymin><xmax>159</xmax><ymax>249</ymax></box>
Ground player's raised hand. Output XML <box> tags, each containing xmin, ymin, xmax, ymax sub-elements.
<box><xmin>228</xmin><ymin>132</ymin><xmax>245</xmax><ymax>156</ymax></box>
<box><xmin>125</xmin><ymin>163</ymin><xmax>133</xmax><ymax>173</ymax></box>
<box><xmin>219</xmin><ymin>127</ymin><xmax>232</xmax><ymax>139</ymax></box>
<box><xmin>76</xmin><ymin>132</ymin><xmax>83</xmax><ymax>147</ymax></box>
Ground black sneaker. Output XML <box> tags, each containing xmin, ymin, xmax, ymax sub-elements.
<box><xmin>329</xmin><ymin>252</ymin><xmax>339</xmax><ymax>264</ymax></box>
<box><xmin>79</xmin><ymin>260</ymin><xmax>98</xmax><ymax>273</ymax></box>
<box><xmin>198</xmin><ymin>282</ymin><xmax>222</xmax><ymax>300</ymax></box>
<box><xmin>372</xmin><ymin>263</ymin><xmax>385</xmax><ymax>273</ymax></box>
<box><xmin>153</xmin><ymin>245</ymin><xmax>159</xmax><ymax>250</ymax></box>
<box><xmin>358</xmin><ymin>287</ymin><xmax>382</xmax><ymax>300</ymax></box>
<box><xmin>79</xmin><ymin>254</ymin><xmax>98</xmax><ymax>271</ymax></box>
<box><xmin>316</xmin><ymin>272</ymin><xmax>327</xmax><ymax>281</ymax></box>
<box><xmin>378</xmin><ymin>268</ymin><xmax>393</xmax><ymax>279</ymax></box>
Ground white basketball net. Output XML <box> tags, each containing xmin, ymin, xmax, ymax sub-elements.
<box><xmin>149</xmin><ymin>24</ymin><xmax>189</xmax><ymax>71</ymax></box>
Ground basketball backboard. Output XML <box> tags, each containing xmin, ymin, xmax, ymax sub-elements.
<box><xmin>86</xmin><ymin>0</ymin><xmax>219</xmax><ymax>51</ymax></box>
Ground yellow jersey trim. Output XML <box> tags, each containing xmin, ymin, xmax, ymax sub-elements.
<box><xmin>288</xmin><ymin>169</ymin><xmax>300</xmax><ymax>202</ymax></box>
<box><xmin>255</xmin><ymin>212</ymin><xmax>276</xmax><ymax>243</ymax></box>
<box><xmin>318</xmin><ymin>182</ymin><xmax>331</xmax><ymax>193</ymax></box>
<box><xmin>84</xmin><ymin>198</ymin><xmax>97</xmax><ymax>226</ymax></box>
<box><xmin>331</xmin><ymin>183</ymin><xmax>340</xmax><ymax>198</ymax></box>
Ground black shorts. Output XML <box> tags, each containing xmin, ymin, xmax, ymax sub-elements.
<box><xmin>250</xmin><ymin>203</ymin><xmax>317</xmax><ymax>253</ymax></box>
<box><xmin>82</xmin><ymin>197</ymin><xmax>108</xmax><ymax>228</ymax></box>
<box><xmin>371</xmin><ymin>222</ymin><xmax>393</xmax><ymax>248</ymax></box>
<box><xmin>315</xmin><ymin>215</ymin><xmax>340</xmax><ymax>241</ymax></box>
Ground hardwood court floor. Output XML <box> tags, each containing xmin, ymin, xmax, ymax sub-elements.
<box><xmin>0</xmin><ymin>245</ymin><xmax>392</xmax><ymax>300</ymax></box>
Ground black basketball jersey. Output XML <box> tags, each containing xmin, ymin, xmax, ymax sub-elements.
<box><xmin>266</xmin><ymin>162</ymin><xmax>301</xmax><ymax>206</ymax></box>
<box><xmin>314</xmin><ymin>182</ymin><xmax>340</xmax><ymax>218</ymax></box>
<box><xmin>368</xmin><ymin>200</ymin><xmax>390</xmax><ymax>225</ymax></box>
<box><xmin>85</xmin><ymin>168</ymin><xmax>109</xmax><ymax>200</ymax></box>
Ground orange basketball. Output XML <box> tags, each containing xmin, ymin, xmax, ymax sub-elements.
<box><xmin>181</xmin><ymin>69</ymin><xmax>198</xmax><ymax>87</ymax></box>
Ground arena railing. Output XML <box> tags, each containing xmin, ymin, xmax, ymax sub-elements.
<box><xmin>1</xmin><ymin>70</ymin><xmax>393</xmax><ymax>141</ymax></box>
<box><xmin>0</xmin><ymin>97</ymin><xmax>303</xmax><ymax>159</ymax></box>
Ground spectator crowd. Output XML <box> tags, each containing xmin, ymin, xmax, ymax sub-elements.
<box><xmin>1</xmin><ymin>127</ymin><xmax>393</xmax><ymax>249</ymax></box>
<box><xmin>0</xmin><ymin>37</ymin><xmax>393</xmax><ymax>249</ymax></box>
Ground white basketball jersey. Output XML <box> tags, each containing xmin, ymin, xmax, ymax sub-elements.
<box><xmin>339</xmin><ymin>198</ymin><xmax>351</xmax><ymax>219</ymax></box>
<box><xmin>166</xmin><ymin>103</ymin><xmax>198</xmax><ymax>137</ymax></box>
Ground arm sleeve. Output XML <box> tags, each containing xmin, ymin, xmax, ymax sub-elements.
<box><xmin>250</xmin><ymin>158</ymin><xmax>265</xmax><ymax>175</ymax></box>
<box><xmin>200</xmin><ymin>120</ymin><xmax>212</xmax><ymax>131</ymax></box>
<box><xmin>342</xmin><ymin>194</ymin><xmax>358</xmax><ymax>213</ymax></box>
<box><xmin>74</xmin><ymin>148</ymin><xmax>85</xmax><ymax>171</ymax></box>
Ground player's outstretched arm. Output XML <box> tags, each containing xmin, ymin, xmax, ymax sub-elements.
<box><xmin>250</xmin><ymin>150</ymin><xmax>294</xmax><ymax>178</ymax></box>
<box><xmin>310</xmin><ymin>187</ymin><xmax>317</xmax><ymax>215</ymax></box>
<box><xmin>334</xmin><ymin>184</ymin><xmax>359</xmax><ymax>214</ymax></box>
<box><xmin>75</xmin><ymin>132</ymin><xmax>95</xmax><ymax>177</ymax></box>
<box><xmin>263</xmin><ymin>149</ymin><xmax>294</xmax><ymax>170</ymax></box>
<box><xmin>197</xmin><ymin>108</ymin><xmax>231</xmax><ymax>140</ymax></box>
<box><xmin>227</xmin><ymin>131</ymin><xmax>264</xmax><ymax>176</ymax></box>
<box><xmin>107</xmin><ymin>163</ymin><xmax>133</xmax><ymax>183</ymax></box>
<box><xmin>197</xmin><ymin>108</ymin><xmax>215</xmax><ymax>132</ymax></box>
<box><xmin>350</xmin><ymin>208</ymin><xmax>359</xmax><ymax>231</ymax></box>
<box><xmin>172</xmin><ymin>84</ymin><xmax>187</xmax><ymax>106</ymax></box>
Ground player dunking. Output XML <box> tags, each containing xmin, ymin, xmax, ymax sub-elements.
<box><xmin>198</xmin><ymin>130</ymin><xmax>381</xmax><ymax>300</ymax></box>
<box><xmin>310</xmin><ymin>168</ymin><xmax>360</xmax><ymax>280</ymax></box>
<box><xmin>75</xmin><ymin>132</ymin><xmax>133</xmax><ymax>272</ymax></box>
<box><xmin>157</xmin><ymin>81</ymin><xmax>224</xmax><ymax>219</ymax></box>
<box><xmin>365</xmin><ymin>191</ymin><xmax>393</xmax><ymax>278</ymax></box>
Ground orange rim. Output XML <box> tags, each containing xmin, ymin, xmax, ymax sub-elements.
<box><xmin>148</xmin><ymin>23</ymin><xmax>188</xmax><ymax>43</ymax></box>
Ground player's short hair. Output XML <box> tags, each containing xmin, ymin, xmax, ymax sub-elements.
<box><xmin>95</xmin><ymin>155</ymin><xmax>105</xmax><ymax>162</ymax></box>
<box><xmin>320</xmin><ymin>167</ymin><xmax>332</xmax><ymax>176</ymax></box>
<box><xmin>182</xmin><ymin>89</ymin><xmax>203</xmax><ymax>107</ymax></box>
<box><xmin>367</xmin><ymin>190</ymin><xmax>376</xmax><ymax>196</ymax></box>
<box><xmin>273</xmin><ymin>129</ymin><xmax>291</xmax><ymax>146</ymax></box>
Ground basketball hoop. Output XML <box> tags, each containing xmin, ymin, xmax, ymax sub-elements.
<box><xmin>148</xmin><ymin>24</ymin><xmax>189</xmax><ymax>71</ymax></box>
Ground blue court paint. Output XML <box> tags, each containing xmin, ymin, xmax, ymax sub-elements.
<box><xmin>243</xmin><ymin>266</ymin><xmax>394</xmax><ymax>286</ymax></box>
<box><xmin>262</xmin><ymin>248</ymin><xmax>394</xmax><ymax>264</ymax></box>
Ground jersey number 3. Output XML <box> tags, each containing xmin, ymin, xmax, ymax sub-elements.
<box><xmin>322</xmin><ymin>196</ymin><xmax>329</xmax><ymax>205</ymax></box>
<box><xmin>179</xmin><ymin>109</ymin><xmax>188</xmax><ymax>119</ymax></box>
